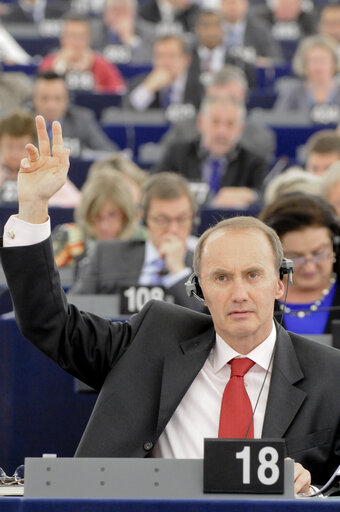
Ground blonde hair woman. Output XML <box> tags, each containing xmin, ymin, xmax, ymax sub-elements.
<box><xmin>53</xmin><ymin>169</ymin><xmax>147</xmax><ymax>267</ymax></box>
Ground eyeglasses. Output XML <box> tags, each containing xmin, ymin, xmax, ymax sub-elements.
<box><xmin>286</xmin><ymin>251</ymin><xmax>334</xmax><ymax>269</ymax></box>
<box><xmin>0</xmin><ymin>465</ymin><xmax>24</xmax><ymax>486</ymax></box>
<box><xmin>147</xmin><ymin>214</ymin><xmax>193</xmax><ymax>228</ymax></box>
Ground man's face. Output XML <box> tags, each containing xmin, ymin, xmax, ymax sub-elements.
<box><xmin>153</xmin><ymin>39</ymin><xmax>190</xmax><ymax>80</ymax></box>
<box><xmin>92</xmin><ymin>199</ymin><xmax>125</xmax><ymax>240</ymax></box>
<box><xmin>61</xmin><ymin>20</ymin><xmax>91</xmax><ymax>58</ymax></box>
<box><xmin>196</xmin><ymin>13</ymin><xmax>223</xmax><ymax>50</ymax></box>
<box><xmin>319</xmin><ymin>8</ymin><xmax>340</xmax><ymax>44</ymax></box>
<box><xmin>199</xmin><ymin>228</ymin><xmax>284</xmax><ymax>350</ymax></box>
<box><xmin>273</xmin><ymin>0</ymin><xmax>301</xmax><ymax>22</ymax></box>
<box><xmin>281</xmin><ymin>226</ymin><xmax>334</xmax><ymax>292</ymax></box>
<box><xmin>104</xmin><ymin>1</ymin><xmax>134</xmax><ymax>29</ymax></box>
<box><xmin>0</xmin><ymin>134</ymin><xmax>34</xmax><ymax>174</ymax></box>
<box><xmin>220</xmin><ymin>0</ymin><xmax>248</xmax><ymax>24</ymax></box>
<box><xmin>198</xmin><ymin>102</ymin><xmax>244</xmax><ymax>156</ymax></box>
<box><xmin>33</xmin><ymin>79</ymin><xmax>69</xmax><ymax>122</ymax></box>
<box><xmin>146</xmin><ymin>194</ymin><xmax>194</xmax><ymax>249</ymax></box>
<box><xmin>307</xmin><ymin>151</ymin><xmax>340</xmax><ymax>176</ymax></box>
<box><xmin>206</xmin><ymin>82</ymin><xmax>246</xmax><ymax>103</ymax></box>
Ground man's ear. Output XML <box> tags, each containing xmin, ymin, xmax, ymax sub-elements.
<box><xmin>275</xmin><ymin>278</ymin><xmax>285</xmax><ymax>301</ymax></box>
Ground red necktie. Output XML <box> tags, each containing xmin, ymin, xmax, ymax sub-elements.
<box><xmin>218</xmin><ymin>357</ymin><xmax>255</xmax><ymax>439</ymax></box>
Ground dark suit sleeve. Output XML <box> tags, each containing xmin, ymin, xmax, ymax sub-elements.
<box><xmin>79</xmin><ymin>109</ymin><xmax>117</xmax><ymax>152</ymax></box>
<box><xmin>153</xmin><ymin>141</ymin><xmax>182</xmax><ymax>174</ymax></box>
<box><xmin>0</xmin><ymin>237</ymin><xmax>141</xmax><ymax>390</ymax></box>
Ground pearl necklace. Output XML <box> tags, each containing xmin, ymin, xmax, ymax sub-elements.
<box><xmin>279</xmin><ymin>274</ymin><xmax>337</xmax><ymax>318</ymax></box>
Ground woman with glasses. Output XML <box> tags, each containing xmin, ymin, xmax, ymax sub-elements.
<box><xmin>260</xmin><ymin>192</ymin><xmax>340</xmax><ymax>335</ymax></box>
<box><xmin>52</xmin><ymin>168</ymin><xmax>147</xmax><ymax>268</ymax></box>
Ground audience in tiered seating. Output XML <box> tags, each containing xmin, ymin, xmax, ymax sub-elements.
<box><xmin>155</xmin><ymin>95</ymin><xmax>268</xmax><ymax>208</ymax></box>
<box><xmin>159</xmin><ymin>65</ymin><xmax>276</xmax><ymax>164</ymax></box>
<box><xmin>32</xmin><ymin>71</ymin><xmax>118</xmax><ymax>157</ymax></box>
<box><xmin>52</xmin><ymin>168</ymin><xmax>147</xmax><ymax>268</ymax></box>
<box><xmin>70</xmin><ymin>172</ymin><xmax>206</xmax><ymax>311</ymax></box>
<box><xmin>138</xmin><ymin>0</ymin><xmax>199</xmax><ymax>34</ymax></box>
<box><xmin>3</xmin><ymin>0</ymin><xmax>69</xmax><ymax>24</ymax></box>
<box><xmin>255</xmin><ymin>0</ymin><xmax>317</xmax><ymax>62</ymax></box>
<box><xmin>274</xmin><ymin>34</ymin><xmax>340</xmax><ymax>122</ymax></box>
<box><xmin>0</xmin><ymin>108</ymin><xmax>80</xmax><ymax>206</ymax></box>
<box><xmin>263</xmin><ymin>166</ymin><xmax>322</xmax><ymax>206</ymax></box>
<box><xmin>219</xmin><ymin>0</ymin><xmax>283</xmax><ymax>65</ymax></box>
<box><xmin>260</xmin><ymin>193</ymin><xmax>340</xmax><ymax>335</ymax></box>
<box><xmin>91</xmin><ymin>0</ymin><xmax>154</xmax><ymax>64</ymax></box>
<box><xmin>127</xmin><ymin>32</ymin><xmax>201</xmax><ymax>112</ymax></box>
<box><xmin>305</xmin><ymin>130</ymin><xmax>340</xmax><ymax>175</ymax></box>
<box><xmin>318</xmin><ymin>4</ymin><xmax>340</xmax><ymax>49</ymax></box>
<box><xmin>39</xmin><ymin>13</ymin><xmax>126</xmax><ymax>93</ymax></box>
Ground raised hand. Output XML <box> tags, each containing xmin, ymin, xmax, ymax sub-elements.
<box><xmin>18</xmin><ymin>115</ymin><xmax>70</xmax><ymax>224</ymax></box>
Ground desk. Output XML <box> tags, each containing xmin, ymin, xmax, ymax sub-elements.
<box><xmin>0</xmin><ymin>317</ymin><xmax>96</xmax><ymax>473</ymax></box>
<box><xmin>0</xmin><ymin>498</ymin><xmax>339</xmax><ymax>511</ymax></box>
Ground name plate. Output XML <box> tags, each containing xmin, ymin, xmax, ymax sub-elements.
<box><xmin>310</xmin><ymin>104</ymin><xmax>340</xmax><ymax>125</ymax></box>
<box><xmin>119</xmin><ymin>285</ymin><xmax>174</xmax><ymax>314</ymax></box>
<box><xmin>204</xmin><ymin>438</ymin><xmax>285</xmax><ymax>494</ymax></box>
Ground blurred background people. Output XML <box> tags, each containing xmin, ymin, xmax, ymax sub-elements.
<box><xmin>3</xmin><ymin>0</ymin><xmax>68</xmax><ymax>24</ymax></box>
<box><xmin>32</xmin><ymin>71</ymin><xmax>117</xmax><ymax>157</ymax></box>
<box><xmin>91</xmin><ymin>0</ymin><xmax>153</xmax><ymax>64</ymax></box>
<box><xmin>128</xmin><ymin>33</ymin><xmax>201</xmax><ymax>111</ymax></box>
<box><xmin>0</xmin><ymin>109</ymin><xmax>80</xmax><ymax>206</ymax></box>
<box><xmin>318</xmin><ymin>4</ymin><xmax>340</xmax><ymax>51</ymax></box>
<box><xmin>255</xmin><ymin>0</ymin><xmax>316</xmax><ymax>62</ymax></box>
<box><xmin>155</xmin><ymin>95</ymin><xmax>268</xmax><ymax>207</ymax></box>
<box><xmin>87</xmin><ymin>152</ymin><xmax>148</xmax><ymax>206</ymax></box>
<box><xmin>70</xmin><ymin>172</ymin><xmax>204</xmax><ymax>311</ymax></box>
<box><xmin>263</xmin><ymin>166</ymin><xmax>322</xmax><ymax>206</ymax></box>
<box><xmin>219</xmin><ymin>0</ymin><xmax>283</xmax><ymax>65</ymax></box>
<box><xmin>260</xmin><ymin>193</ymin><xmax>340</xmax><ymax>335</ymax></box>
<box><xmin>274</xmin><ymin>35</ymin><xmax>340</xmax><ymax>120</ymax></box>
<box><xmin>158</xmin><ymin>65</ymin><xmax>276</xmax><ymax>163</ymax></box>
<box><xmin>39</xmin><ymin>14</ymin><xmax>126</xmax><ymax>93</ymax></box>
<box><xmin>53</xmin><ymin>168</ymin><xmax>147</xmax><ymax>268</ymax></box>
<box><xmin>305</xmin><ymin>130</ymin><xmax>340</xmax><ymax>176</ymax></box>
<box><xmin>322</xmin><ymin>162</ymin><xmax>340</xmax><ymax>218</ymax></box>
<box><xmin>138</xmin><ymin>0</ymin><xmax>199</xmax><ymax>34</ymax></box>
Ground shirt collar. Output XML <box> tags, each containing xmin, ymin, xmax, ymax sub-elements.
<box><xmin>210</xmin><ymin>320</ymin><xmax>277</xmax><ymax>373</ymax></box>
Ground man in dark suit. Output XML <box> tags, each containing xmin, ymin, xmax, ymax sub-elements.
<box><xmin>4</xmin><ymin>116</ymin><xmax>340</xmax><ymax>493</ymax></box>
<box><xmin>220</xmin><ymin>0</ymin><xmax>283</xmax><ymax>64</ymax></box>
<box><xmin>128</xmin><ymin>33</ymin><xmax>201</xmax><ymax>111</ymax></box>
<box><xmin>138</xmin><ymin>0</ymin><xmax>198</xmax><ymax>33</ymax></box>
<box><xmin>71</xmin><ymin>172</ymin><xmax>203</xmax><ymax>311</ymax></box>
<box><xmin>32</xmin><ymin>71</ymin><xmax>117</xmax><ymax>158</ymax></box>
<box><xmin>154</xmin><ymin>95</ymin><xmax>268</xmax><ymax>207</ymax></box>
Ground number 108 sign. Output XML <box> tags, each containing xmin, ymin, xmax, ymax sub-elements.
<box><xmin>204</xmin><ymin>439</ymin><xmax>285</xmax><ymax>494</ymax></box>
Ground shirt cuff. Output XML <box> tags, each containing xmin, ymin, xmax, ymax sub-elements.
<box><xmin>3</xmin><ymin>215</ymin><xmax>51</xmax><ymax>247</ymax></box>
<box><xmin>163</xmin><ymin>267</ymin><xmax>191</xmax><ymax>288</ymax></box>
<box><xmin>129</xmin><ymin>85</ymin><xmax>154</xmax><ymax>111</ymax></box>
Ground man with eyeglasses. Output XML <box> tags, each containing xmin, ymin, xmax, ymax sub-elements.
<box><xmin>71</xmin><ymin>171</ymin><xmax>205</xmax><ymax>311</ymax></box>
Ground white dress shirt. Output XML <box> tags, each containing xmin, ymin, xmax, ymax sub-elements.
<box><xmin>152</xmin><ymin>322</ymin><xmax>276</xmax><ymax>458</ymax></box>
<box><xmin>129</xmin><ymin>72</ymin><xmax>188</xmax><ymax>111</ymax></box>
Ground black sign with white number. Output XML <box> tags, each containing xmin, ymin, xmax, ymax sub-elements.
<box><xmin>204</xmin><ymin>438</ymin><xmax>284</xmax><ymax>494</ymax></box>
<box><xmin>119</xmin><ymin>285</ymin><xmax>174</xmax><ymax>314</ymax></box>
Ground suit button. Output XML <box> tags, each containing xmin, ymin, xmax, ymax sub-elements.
<box><xmin>143</xmin><ymin>441</ymin><xmax>154</xmax><ymax>451</ymax></box>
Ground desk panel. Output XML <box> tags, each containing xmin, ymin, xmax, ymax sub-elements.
<box><xmin>0</xmin><ymin>497</ymin><xmax>340</xmax><ymax>511</ymax></box>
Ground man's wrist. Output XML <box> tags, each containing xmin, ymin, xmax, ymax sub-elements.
<box><xmin>18</xmin><ymin>200</ymin><xmax>49</xmax><ymax>224</ymax></box>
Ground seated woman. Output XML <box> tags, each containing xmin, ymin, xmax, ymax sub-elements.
<box><xmin>52</xmin><ymin>169</ymin><xmax>147</xmax><ymax>268</ymax></box>
<box><xmin>273</xmin><ymin>35</ymin><xmax>340</xmax><ymax>122</ymax></box>
<box><xmin>260</xmin><ymin>193</ymin><xmax>340</xmax><ymax>335</ymax></box>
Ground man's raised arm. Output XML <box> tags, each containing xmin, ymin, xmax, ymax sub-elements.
<box><xmin>17</xmin><ymin>115</ymin><xmax>70</xmax><ymax>224</ymax></box>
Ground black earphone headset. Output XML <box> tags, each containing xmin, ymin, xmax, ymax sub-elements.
<box><xmin>185</xmin><ymin>258</ymin><xmax>294</xmax><ymax>303</ymax></box>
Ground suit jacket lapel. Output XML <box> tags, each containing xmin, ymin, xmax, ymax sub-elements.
<box><xmin>156</xmin><ymin>326</ymin><xmax>215</xmax><ymax>438</ymax></box>
<box><xmin>262</xmin><ymin>325</ymin><xmax>307</xmax><ymax>438</ymax></box>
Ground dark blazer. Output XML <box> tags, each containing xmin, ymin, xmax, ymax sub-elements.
<box><xmin>126</xmin><ymin>68</ymin><xmax>202</xmax><ymax>111</ymax></box>
<box><xmin>71</xmin><ymin>239</ymin><xmax>204</xmax><ymax>312</ymax></box>
<box><xmin>274</xmin><ymin>282</ymin><xmax>340</xmax><ymax>335</ymax></box>
<box><xmin>2</xmin><ymin>236</ymin><xmax>340</xmax><ymax>485</ymax></box>
<box><xmin>243</xmin><ymin>16</ymin><xmax>283</xmax><ymax>60</ymax></box>
<box><xmin>3</xmin><ymin>1</ymin><xmax>68</xmax><ymax>23</ymax></box>
<box><xmin>138</xmin><ymin>0</ymin><xmax>199</xmax><ymax>32</ymax></box>
<box><xmin>154</xmin><ymin>138</ymin><xmax>268</xmax><ymax>193</ymax></box>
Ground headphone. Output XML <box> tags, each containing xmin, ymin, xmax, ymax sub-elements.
<box><xmin>185</xmin><ymin>258</ymin><xmax>294</xmax><ymax>303</ymax></box>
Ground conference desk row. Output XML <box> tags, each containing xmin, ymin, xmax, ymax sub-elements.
<box><xmin>0</xmin><ymin>497</ymin><xmax>339</xmax><ymax>511</ymax></box>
